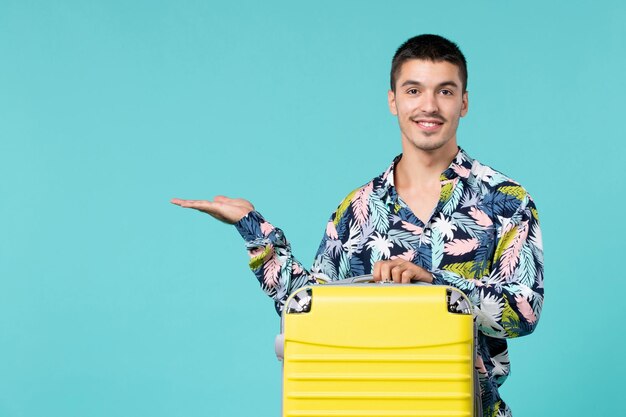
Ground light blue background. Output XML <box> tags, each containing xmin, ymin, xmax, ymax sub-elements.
<box><xmin>1</xmin><ymin>1</ymin><xmax>624</xmax><ymax>416</ymax></box>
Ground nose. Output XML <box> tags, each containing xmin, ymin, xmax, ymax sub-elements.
<box><xmin>419</xmin><ymin>92</ymin><xmax>439</xmax><ymax>114</ymax></box>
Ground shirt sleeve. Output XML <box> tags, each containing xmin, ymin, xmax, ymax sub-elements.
<box><xmin>233</xmin><ymin>204</ymin><xmax>352</xmax><ymax>314</ymax></box>
<box><xmin>431</xmin><ymin>194</ymin><xmax>544</xmax><ymax>339</ymax></box>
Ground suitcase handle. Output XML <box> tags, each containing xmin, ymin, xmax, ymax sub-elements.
<box><xmin>325</xmin><ymin>274</ymin><xmax>472</xmax><ymax>315</ymax></box>
<box><xmin>329</xmin><ymin>274</ymin><xmax>431</xmax><ymax>285</ymax></box>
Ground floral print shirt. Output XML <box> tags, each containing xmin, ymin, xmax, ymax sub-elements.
<box><xmin>234</xmin><ymin>147</ymin><xmax>544</xmax><ymax>416</ymax></box>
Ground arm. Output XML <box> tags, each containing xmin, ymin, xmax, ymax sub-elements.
<box><xmin>233</xmin><ymin>210</ymin><xmax>317</xmax><ymax>314</ymax></box>
<box><xmin>171</xmin><ymin>195</ymin><xmax>303</xmax><ymax>312</ymax></box>
<box><xmin>172</xmin><ymin>195</ymin><xmax>353</xmax><ymax>314</ymax></box>
<box><xmin>234</xmin><ymin>192</ymin><xmax>358</xmax><ymax>314</ymax></box>
<box><xmin>431</xmin><ymin>193</ymin><xmax>544</xmax><ymax>339</ymax></box>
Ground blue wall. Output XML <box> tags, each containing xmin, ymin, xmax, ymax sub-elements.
<box><xmin>1</xmin><ymin>1</ymin><xmax>624</xmax><ymax>416</ymax></box>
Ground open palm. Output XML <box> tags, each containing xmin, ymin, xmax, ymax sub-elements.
<box><xmin>170</xmin><ymin>196</ymin><xmax>254</xmax><ymax>224</ymax></box>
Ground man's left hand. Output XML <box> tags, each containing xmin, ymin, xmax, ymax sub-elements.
<box><xmin>372</xmin><ymin>259</ymin><xmax>434</xmax><ymax>284</ymax></box>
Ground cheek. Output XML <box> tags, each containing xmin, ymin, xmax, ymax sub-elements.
<box><xmin>456</xmin><ymin>101</ymin><xmax>467</xmax><ymax>116</ymax></box>
<box><xmin>397</xmin><ymin>102</ymin><xmax>414</xmax><ymax>117</ymax></box>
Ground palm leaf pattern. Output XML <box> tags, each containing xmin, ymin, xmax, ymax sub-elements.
<box><xmin>430</xmin><ymin>227</ymin><xmax>444</xmax><ymax>270</ymax></box>
<box><xmin>234</xmin><ymin>148</ymin><xmax>542</xmax><ymax>417</ymax></box>
<box><xmin>442</xmin><ymin>179</ymin><xmax>464</xmax><ymax>215</ymax></box>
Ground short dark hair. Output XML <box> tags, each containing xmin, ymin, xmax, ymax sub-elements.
<box><xmin>390</xmin><ymin>34</ymin><xmax>467</xmax><ymax>92</ymax></box>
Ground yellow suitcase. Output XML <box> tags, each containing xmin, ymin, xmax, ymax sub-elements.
<box><xmin>275</xmin><ymin>276</ymin><xmax>479</xmax><ymax>417</ymax></box>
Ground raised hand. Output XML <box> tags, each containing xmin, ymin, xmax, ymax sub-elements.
<box><xmin>170</xmin><ymin>196</ymin><xmax>255</xmax><ymax>225</ymax></box>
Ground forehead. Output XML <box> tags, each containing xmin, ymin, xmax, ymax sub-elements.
<box><xmin>395</xmin><ymin>59</ymin><xmax>462</xmax><ymax>87</ymax></box>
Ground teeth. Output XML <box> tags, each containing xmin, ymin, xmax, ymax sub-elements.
<box><xmin>419</xmin><ymin>122</ymin><xmax>438</xmax><ymax>127</ymax></box>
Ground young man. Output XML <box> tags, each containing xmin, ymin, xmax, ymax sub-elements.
<box><xmin>172</xmin><ymin>34</ymin><xmax>544</xmax><ymax>417</ymax></box>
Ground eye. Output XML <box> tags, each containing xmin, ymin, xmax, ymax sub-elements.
<box><xmin>407</xmin><ymin>88</ymin><xmax>419</xmax><ymax>95</ymax></box>
<box><xmin>440</xmin><ymin>89</ymin><xmax>453</xmax><ymax>96</ymax></box>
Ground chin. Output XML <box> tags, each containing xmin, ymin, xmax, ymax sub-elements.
<box><xmin>409</xmin><ymin>139</ymin><xmax>449</xmax><ymax>152</ymax></box>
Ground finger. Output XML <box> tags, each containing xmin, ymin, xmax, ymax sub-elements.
<box><xmin>378</xmin><ymin>259</ymin><xmax>406</xmax><ymax>282</ymax></box>
<box><xmin>392</xmin><ymin>262</ymin><xmax>415</xmax><ymax>283</ymax></box>
<box><xmin>178</xmin><ymin>200</ymin><xmax>220</xmax><ymax>213</ymax></box>
<box><xmin>171</xmin><ymin>198</ymin><xmax>201</xmax><ymax>207</ymax></box>
<box><xmin>170</xmin><ymin>198</ymin><xmax>188</xmax><ymax>206</ymax></box>
<box><xmin>412</xmin><ymin>269</ymin><xmax>434</xmax><ymax>283</ymax></box>
<box><xmin>173</xmin><ymin>199</ymin><xmax>195</xmax><ymax>207</ymax></box>
<box><xmin>405</xmin><ymin>265</ymin><xmax>430</xmax><ymax>283</ymax></box>
<box><xmin>378</xmin><ymin>262</ymin><xmax>388</xmax><ymax>282</ymax></box>
<box><xmin>214</xmin><ymin>195</ymin><xmax>242</xmax><ymax>204</ymax></box>
<box><xmin>401</xmin><ymin>268</ymin><xmax>416</xmax><ymax>284</ymax></box>
<box><xmin>373</xmin><ymin>261</ymin><xmax>383</xmax><ymax>281</ymax></box>
<box><xmin>391</xmin><ymin>262</ymin><xmax>409</xmax><ymax>283</ymax></box>
<box><xmin>233</xmin><ymin>199</ymin><xmax>255</xmax><ymax>210</ymax></box>
<box><xmin>214</xmin><ymin>196</ymin><xmax>255</xmax><ymax>211</ymax></box>
<box><xmin>380</xmin><ymin>261</ymin><xmax>395</xmax><ymax>282</ymax></box>
<box><xmin>226</xmin><ymin>197</ymin><xmax>255</xmax><ymax>210</ymax></box>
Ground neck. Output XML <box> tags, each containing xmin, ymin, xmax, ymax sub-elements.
<box><xmin>395</xmin><ymin>138</ymin><xmax>458</xmax><ymax>188</ymax></box>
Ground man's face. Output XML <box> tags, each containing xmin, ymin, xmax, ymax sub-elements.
<box><xmin>388</xmin><ymin>59</ymin><xmax>468</xmax><ymax>153</ymax></box>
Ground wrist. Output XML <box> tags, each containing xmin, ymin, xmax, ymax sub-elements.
<box><xmin>233</xmin><ymin>210</ymin><xmax>266</xmax><ymax>241</ymax></box>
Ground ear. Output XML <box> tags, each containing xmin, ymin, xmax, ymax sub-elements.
<box><xmin>387</xmin><ymin>89</ymin><xmax>398</xmax><ymax>116</ymax></box>
<box><xmin>460</xmin><ymin>90</ymin><xmax>469</xmax><ymax>117</ymax></box>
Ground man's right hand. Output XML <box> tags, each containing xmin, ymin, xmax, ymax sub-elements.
<box><xmin>170</xmin><ymin>196</ymin><xmax>255</xmax><ymax>225</ymax></box>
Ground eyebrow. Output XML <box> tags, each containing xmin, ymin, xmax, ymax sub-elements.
<box><xmin>400</xmin><ymin>80</ymin><xmax>459</xmax><ymax>89</ymax></box>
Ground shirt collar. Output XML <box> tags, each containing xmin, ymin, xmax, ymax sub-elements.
<box><xmin>375</xmin><ymin>147</ymin><xmax>474</xmax><ymax>200</ymax></box>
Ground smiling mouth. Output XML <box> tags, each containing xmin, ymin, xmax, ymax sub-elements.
<box><xmin>414</xmin><ymin>120</ymin><xmax>443</xmax><ymax>131</ymax></box>
<box><xmin>418</xmin><ymin>121</ymin><xmax>440</xmax><ymax>127</ymax></box>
